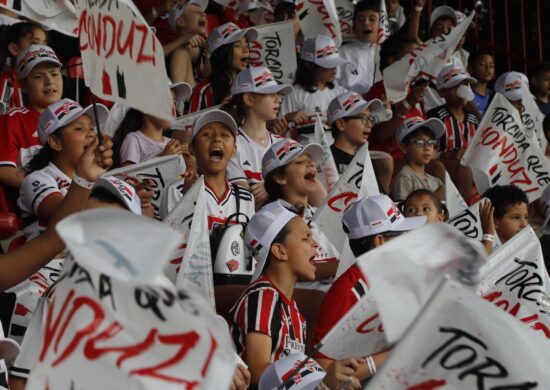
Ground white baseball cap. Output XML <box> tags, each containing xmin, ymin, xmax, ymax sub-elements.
<box><xmin>395</xmin><ymin>116</ymin><xmax>445</xmax><ymax>144</ymax></box>
<box><xmin>429</xmin><ymin>5</ymin><xmax>458</xmax><ymax>31</ymax></box>
<box><xmin>170</xmin><ymin>81</ymin><xmax>193</xmax><ymax>101</ymax></box>
<box><xmin>436</xmin><ymin>64</ymin><xmax>477</xmax><ymax>90</ymax></box>
<box><xmin>259</xmin><ymin>352</ymin><xmax>326</xmax><ymax>390</ymax></box>
<box><xmin>300</xmin><ymin>35</ymin><xmax>348</xmax><ymax>69</ymax></box>
<box><xmin>16</xmin><ymin>44</ymin><xmax>62</xmax><ymax>79</ymax></box>
<box><xmin>495</xmin><ymin>71</ymin><xmax>524</xmax><ymax>102</ymax></box>
<box><xmin>207</xmin><ymin>22</ymin><xmax>258</xmax><ymax>54</ymax></box>
<box><xmin>168</xmin><ymin>0</ymin><xmax>209</xmax><ymax>32</ymax></box>
<box><xmin>191</xmin><ymin>108</ymin><xmax>238</xmax><ymax>140</ymax></box>
<box><xmin>38</xmin><ymin>98</ymin><xmax>109</xmax><ymax>145</ymax></box>
<box><xmin>231</xmin><ymin>66</ymin><xmax>293</xmax><ymax>96</ymax></box>
<box><xmin>262</xmin><ymin>139</ymin><xmax>323</xmax><ymax>179</ymax></box>
<box><xmin>327</xmin><ymin>92</ymin><xmax>385</xmax><ymax>125</ymax></box>
<box><xmin>0</xmin><ymin>335</ymin><xmax>20</xmax><ymax>360</ymax></box>
<box><xmin>343</xmin><ymin>195</ymin><xmax>426</xmax><ymax>238</ymax></box>
<box><xmin>92</xmin><ymin>176</ymin><xmax>142</xmax><ymax>216</ymax></box>
<box><xmin>542</xmin><ymin>185</ymin><xmax>550</xmax><ymax>235</ymax></box>
<box><xmin>246</xmin><ymin>201</ymin><xmax>300</xmax><ymax>282</ymax></box>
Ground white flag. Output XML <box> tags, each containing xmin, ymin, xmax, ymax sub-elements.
<box><xmin>358</xmin><ymin>223</ymin><xmax>485</xmax><ymax>344</ymax></box>
<box><xmin>446</xmin><ymin>198</ymin><xmax>502</xmax><ymax>247</ymax></box>
<box><xmin>27</xmin><ymin>210</ymin><xmax>235</xmax><ymax>390</ymax></box>
<box><xmin>106</xmin><ymin>155</ymin><xmax>182</xmax><ymax>220</ymax></box>
<box><xmin>312</xmin><ymin>143</ymin><xmax>379</xmax><ymax>252</ymax></box>
<box><xmin>1</xmin><ymin>1</ymin><xmax>77</xmax><ymax>36</ymax></box>
<box><xmin>461</xmin><ymin>93</ymin><xmax>550</xmax><ymax>202</ymax></box>
<box><xmin>521</xmin><ymin>83</ymin><xmax>548</xmax><ymax>152</ymax></box>
<box><xmin>296</xmin><ymin>0</ymin><xmax>342</xmax><ymax>47</ymax></box>
<box><xmin>334</xmin><ymin>0</ymin><xmax>355</xmax><ymax>41</ymax></box>
<box><xmin>479</xmin><ymin>226</ymin><xmax>550</xmax><ymax>341</ymax></box>
<box><xmin>383</xmin><ymin>11</ymin><xmax>475</xmax><ymax>102</ymax></box>
<box><xmin>444</xmin><ymin>171</ymin><xmax>468</xmax><ymax>219</ymax></box>
<box><xmin>314</xmin><ymin>114</ymin><xmax>339</xmax><ymax>192</ymax></box>
<box><xmin>74</xmin><ymin>0</ymin><xmax>175</xmax><ymax>122</ymax></box>
<box><xmin>163</xmin><ymin>178</ymin><xmax>215</xmax><ymax>309</ymax></box>
<box><xmin>248</xmin><ymin>21</ymin><xmax>298</xmax><ymax>85</ymax></box>
<box><xmin>368</xmin><ymin>278</ymin><xmax>550</xmax><ymax>389</ymax></box>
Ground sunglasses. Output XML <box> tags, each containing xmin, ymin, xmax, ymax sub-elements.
<box><xmin>409</xmin><ymin>139</ymin><xmax>439</xmax><ymax>149</ymax></box>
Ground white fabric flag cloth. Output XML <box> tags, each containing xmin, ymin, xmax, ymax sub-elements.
<box><xmin>314</xmin><ymin>114</ymin><xmax>339</xmax><ymax>192</ymax></box>
<box><xmin>444</xmin><ymin>171</ymin><xmax>468</xmax><ymax>219</ymax></box>
<box><xmin>447</xmin><ymin>198</ymin><xmax>502</xmax><ymax>247</ymax></box>
<box><xmin>172</xmin><ymin>105</ymin><xmax>222</xmax><ymax>131</ymax></box>
<box><xmin>317</xmin><ymin>291</ymin><xmax>387</xmax><ymax>360</ymax></box>
<box><xmin>312</xmin><ymin>142</ymin><xmax>379</xmax><ymax>252</ymax></box>
<box><xmin>520</xmin><ymin>82</ymin><xmax>548</xmax><ymax>152</ymax></box>
<box><xmin>249</xmin><ymin>21</ymin><xmax>297</xmax><ymax>85</ymax></box>
<box><xmin>368</xmin><ymin>278</ymin><xmax>550</xmax><ymax>389</ymax></box>
<box><xmin>478</xmin><ymin>226</ymin><xmax>550</xmax><ymax>341</ymax></box>
<box><xmin>334</xmin><ymin>0</ymin><xmax>354</xmax><ymax>41</ymax></box>
<box><xmin>163</xmin><ymin>178</ymin><xmax>216</xmax><ymax>309</ymax></box>
<box><xmin>383</xmin><ymin>11</ymin><xmax>475</xmax><ymax>102</ymax></box>
<box><xmin>1</xmin><ymin>0</ymin><xmax>77</xmax><ymax>36</ymax></box>
<box><xmin>372</xmin><ymin>0</ymin><xmax>390</xmax><ymax>82</ymax></box>
<box><xmin>27</xmin><ymin>209</ymin><xmax>235</xmax><ymax>390</ymax></box>
<box><xmin>358</xmin><ymin>223</ymin><xmax>486</xmax><ymax>344</ymax></box>
<box><xmin>461</xmin><ymin>93</ymin><xmax>550</xmax><ymax>202</ymax></box>
<box><xmin>106</xmin><ymin>155</ymin><xmax>182</xmax><ymax>220</ymax></box>
<box><xmin>296</xmin><ymin>0</ymin><xmax>342</xmax><ymax>47</ymax></box>
<box><xmin>74</xmin><ymin>0</ymin><xmax>175</xmax><ymax>122</ymax></box>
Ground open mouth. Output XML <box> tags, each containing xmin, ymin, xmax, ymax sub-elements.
<box><xmin>363</xmin><ymin>29</ymin><xmax>373</xmax><ymax>35</ymax></box>
<box><xmin>240</xmin><ymin>57</ymin><xmax>249</xmax><ymax>66</ymax></box>
<box><xmin>198</xmin><ymin>20</ymin><xmax>207</xmax><ymax>28</ymax></box>
<box><xmin>209</xmin><ymin>148</ymin><xmax>224</xmax><ymax>162</ymax></box>
<box><xmin>309</xmin><ymin>255</ymin><xmax>315</xmax><ymax>264</ymax></box>
<box><xmin>304</xmin><ymin>171</ymin><xmax>316</xmax><ymax>182</ymax></box>
<box><xmin>363</xmin><ymin>131</ymin><xmax>370</xmax><ymax>139</ymax></box>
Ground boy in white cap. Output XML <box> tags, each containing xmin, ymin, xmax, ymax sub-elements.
<box><xmin>167</xmin><ymin>0</ymin><xmax>209</xmax><ymax>87</ymax></box>
<box><xmin>312</xmin><ymin>195</ymin><xmax>426</xmax><ymax>382</ymax></box>
<box><xmin>391</xmin><ymin>116</ymin><xmax>445</xmax><ymax>202</ymax></box>
<box><xmin>495</xmin><ymin>71</ymin><xmax>525</xmax><ymax>113</ymax></box>
<box><xmin>427</xmin><ymin>64</ymin><xmax>479</xmax><ymax>202</ymax></box>
<box><xmin>0</xmin><ymin>45</ymin><xmax>62</xmax><ymax>193</ymax></box>
<box><xmin>226</xmin><ymin>66</ymin><xmax>292</xmax><ymax>209</ymax></box>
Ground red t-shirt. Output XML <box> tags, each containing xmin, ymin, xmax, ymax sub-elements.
<box><xmin>0</xmin><ymin>107</ymin><xmax>41</xmax><ymax>168</ymax></box>
<box><xmin>189</xmin><ymin>79</ymin><xmax>213</xmax><ymax>113</ymax></box>
<box><xmin>366</xmin><ymin>80</ymin><xmax>424</xmax><ymax>159</ymax></box>
<box><xmin>0</xmin><ymin>69</ymin><xmax>23</xmax><ymax>112</ymax></box>
<box><xmin>229</xmin><ymin>276</ymin><xmax>307</xmax><ymax>362</ymax></box>
<box><xmin>312</xmin><ymin>264</ymin><xmax>369</xmax><ymax>359</ymax></box>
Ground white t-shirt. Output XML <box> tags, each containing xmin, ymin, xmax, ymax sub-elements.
<box><xmin>120</xmin><ymin>131</ymin><xmax>186</xmax><ymax>174</ymax></box>
<box><xmin>228</xmin><ymin>129</ymin><xmax>284</xmax><ymax>185</ymax></box>
<box><xmin>336</xmin><ymin>39</ymin><xmax>377</xmax><ymax>95</ymax></box>
<box><xmin>280</xmin><ymin>84</ymin><xmax>348</xmax><ymax>144</ymax></box>
<box><xmin>18</xmin><ymin>162</ymin><xmax>71</xmax><ymax>240</ymax></box>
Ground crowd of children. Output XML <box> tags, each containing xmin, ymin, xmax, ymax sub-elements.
<box><xmin>0</xmin><ymin>0</ymin><xmax>548</xmax><ymax>389</ymax></box>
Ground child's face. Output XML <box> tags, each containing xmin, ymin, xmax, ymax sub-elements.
<box><xmin>192</xmin><ymin>122</ymin><xmax>236</xmax><ymax>176</ymax></box>
<box><xmin>250</xmin><ymin>93</ymin><xmax>281</xmax><ymax>121</ymax></box>
<box><xmin>50</xmin><ymin>114</ymin><xmax>97</xmax><ymax>168</ymax></box>
<box><xmin>178</xmin><ymin>4</ymin><xmax>207</xmax><ymax>35</ymax></box>
<box><xmin>403</xmin><ymin>132</ymin><xmax>437</xmax><ymax>166</ymax></box>
<box><xmin>353</xmin><ymin>9</ymin><xmax>379</xmax><ymax>43</ymax></box>
<box><xmin>277</xmin><ymin>153</ymin><xmax>317</xmax><ymax>198</ymax></box>
<box><xmin>314</xmin><ymin>66</ymin><xmax>337</xmax><ymax>84</ymax></box>
<box><xmin>386</xmin><ymin>0</ymin><xmax>400</xmax><ymax>15</ymax></box>
<box><xmin>281</xmin><ymin>217</ymin><xmax>318</xmax><ymax>281</ymax></box>
<box><xmin>430</xmin><ymin>18</ymin><xmax>455</xmax><ymax>38</ymax></box>
<box><xmin>340</xmin><ymin>108</ymin><xmax>373</xmax><ymax>147</ymax></box>
<box><xmin>11</xmin><ymin>28</ymin><xmax>47</xmax><ymax>57</ymax></box>
<box><xmin>495</xmin><ymin>202</ymin><xmax>529</xmax><ymax>243</ymax></box>
<box><xmin>231</xmin><ymin>37</ymin><xmax>250</xmax><ymax>72</ymax></box>
<box><xmin>403</xmin><ymin>194</ymin><xmax>444</xmax><ymax>223</ymax></box>
<box><xmin>469</xmin><ymin>54</ymin><xmax>495</xmax><ymax>83</ymax></box>
<box><xmin>22</xmin><ymin>64</ymin><xmax>63</xmax><ymax>110</ymax></box>
<box><xmin>533</xmin><ymin>71</ymin><xmax>550</xmax><ymax>96</ymax></box>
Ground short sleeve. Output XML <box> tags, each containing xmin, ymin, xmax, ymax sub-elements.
<box><xmin>279</xmin><ymin>89</ymin><xmax>299</xmax><ymax>119</ymax></box>
<box><xmin>391</xmin><ymin>173</ymin><xmax>413</xmax><ymax>202</ymax></box>
<box><xmin>227</xmin><ymin>153</ymin><xmax>246</xmax><ymax>184</ymax></box>
<box><xmin>119</xmin><ymin>132</ymin><xmax>143</xmax><ymax>165</ymax></box>
<box><xmin>18</xmin><ymin>170</ymin><xmax>62</xmax><ymax>216</ymax></box>
<box><xmin>241</xmin><ymin>288</ymin><xmax>280</xmax><ymax>337</ymax></box>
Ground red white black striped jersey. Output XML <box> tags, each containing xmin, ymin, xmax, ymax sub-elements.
<box><xmin>228</xmin><ymin>129</ymin><xmax>284</xmax><ymax>184</ymax></box>
<box><xmin>427</xmin><ymin>105</ymin><xmax>479</xmax><ymax>152</ymax></box>
<box><xmin>229</xmin><ymin>276</ymin><xmax>307</xmax><ymax>362</ymax></box>
<box><xmin>189</xmin><ymin>79</ymin><xmax>213</xmax><ymax>113</ymax></box>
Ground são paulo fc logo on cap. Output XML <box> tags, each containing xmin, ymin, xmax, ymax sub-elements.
<box><xmin>254</xmin><ymin>70</ymin><xmax>274</xmax><ymax>87</ymax></box>
<box><xmin>275</xmin><ymin>140</ymin><xmax>301</xmax><ymax>160</ymax></box>
<box><xmin>404</xmin><ymin>117</ymin><xmax>423</xmax><ymax>128</ymax></box>
<box><xmin>386</xmin><ymin>203</ymin><xmax>402</xmax><ymax>224</ymax></box>
<box><xmin>221</xmin><ymin>23</ymin><xmax>239</xmax><ymax>38</ymax></box>
<box><xmin>248</xmin><ymin>239</ymin><xmax>263</xmax><ymax>256</ymax></box>
<box><xmin>342</xmin><ymin>94</ymin><xmax>361</xmax><ymax>111</ymax></box>
<box><xmin>505</xmin><ymin>79</ymin><xmax>522</xmax><ymax>92</ymax></box>
<box><xmin>54</xmin><ymin>100</ymin><xmax>79</xmax><ymax>120</ymax></box>
<box><xmin>442</xmin><ymin>67</ymin><xmax>463</xmax><ymax>84</ymax></box>
<box><xmin>316</xmin><ymin>44</ymin><xmax>337</xmax><ymax>59</ymax></box>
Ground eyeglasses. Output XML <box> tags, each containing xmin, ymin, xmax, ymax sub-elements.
<box><xmin>345</xmin><ymin>115</ymin><xmax>374</xmax><ymax>125</ymax></box>
<box><xmin>409</xmin><ymin>139</ymin><xmax>439</xmax><ymax>149</ymax></box>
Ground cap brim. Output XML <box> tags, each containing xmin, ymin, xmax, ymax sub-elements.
<box><xmin>390</xmin><ymin>215</ymin><xmax>427</xmax><ymax>232</ymax></box>
<box><xmin>300</xmin><ymin>143</ymin><xmax>324</xmax><ymax>165</ymax></box>
<box><xmin>0</xmin><ymin>338</ymin><xmax>20</xmax><ymax>360</ymax></box>
<box><xmin>227</xmin><ymin>27</ymin><xmax>259</xmax><ymax>46</ymax></box>
<box><xmin>443</xmin><ymin>74</ymin><xmax>477</xmax><ymax>89</ymax></box>
<box><xmin>423</xmin><ymin>117</ymin><xmax>446</xmax><ymax>139</ymax></box>
<box><xmin>316</xmin><ymin>56</ymin><xmax>348</xmax><ymax>69</ymax></box>
<box><xmin>255</xmin><ymin>84</ymin><xmax>293</xmax><ymax>96</ymax></box>
<box><xmin>93</xmin><ymin>177</ymin><xmax>142</xmax><ymax>216</ymax></box>
<box><xmin>170</xmin><ymin>82</ymin><xmax>193</xmax><ymax>101</ymax></box>
<box><xmin>19</xmin><ymin>58</ymin><xmax>62</xmax><ymax>79</ymax></box>
<box><xmin>430</xmin><ymin>6</ymin><xmax>458</xmax><ymax>30</ymax></box>
<box><xmin>81</xmin><ymin>104</ymin><xmax>110</xmax><ymax>130</ymax></box>
<box><xmin>192</xmin><ymin>109</ymin><xmax>238</xmax><ymax>140</ymax></box>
